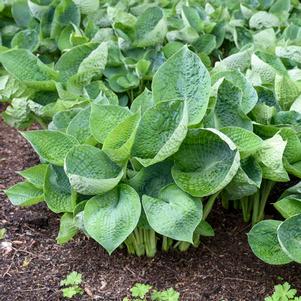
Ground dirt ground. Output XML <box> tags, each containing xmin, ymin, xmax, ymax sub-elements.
<box><xmin>1</xmin><ymin>117</ymin><xmax>301</xmax><ymax>301</ymax></box>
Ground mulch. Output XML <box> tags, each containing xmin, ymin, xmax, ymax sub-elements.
<box><xmin>1</xmin><ymin>117</ymin><xmax>301</xmax><ymax>301</ymax></box>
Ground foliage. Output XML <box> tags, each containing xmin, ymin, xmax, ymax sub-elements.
<box><xmin>60</xmin><ymin>271</ymin><xmax>83</xmax><ymax>299</ymax></box>
<box><xmin>265</xmin><ymin>282</ymin><xmax>301</xmax><ymax>301</ymax></box>
<box><xmin>123</xmin><ymin>283</ymin><xmax>180</xmax><ymax>301</ymax></box>
<box><xmin>3</xmin><ymin>0</ymin><xmax>301</xmax><ymax>261</ymax></box>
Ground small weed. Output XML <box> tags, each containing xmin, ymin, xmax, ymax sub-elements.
<box><xmin>60</xmin><ymin>271</ymin><xmax>83</xmax><ymax>299</ymax></box>
<box><xmin>265</xmin><ymin>282</ymin><xmax>301</xmax><ymax>301</ymax></box>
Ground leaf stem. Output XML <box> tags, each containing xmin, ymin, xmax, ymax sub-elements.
<box><xmin>203</xmin><ymin>192</ymin><xmax>219</xmax><ymax>220</ymax></box>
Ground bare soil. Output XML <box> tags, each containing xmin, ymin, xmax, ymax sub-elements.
<box><xmin>1</xmin><ymin>117</ymin><xmax>301</xmax><ymax>301</ymax></box>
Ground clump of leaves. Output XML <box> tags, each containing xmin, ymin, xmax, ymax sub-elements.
<box><xmin>265</xmin><ymin>282</ymin><xmax>301</xmax><ymax>301</ymax></box>
<box><xmin>123</xmin><ymin>283</ymin><xmax>180</xmax><ymax>301</ymax></box>
<box><xmin>60</xmin><ymin>271</ymin><xmax>83</xmax><ymax>299</ymax></box>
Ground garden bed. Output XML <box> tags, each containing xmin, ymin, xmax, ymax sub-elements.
<box><xmin>1</xmin><ymin>118</ymin><xmax>301</xmax><ymax>300</ymax></box>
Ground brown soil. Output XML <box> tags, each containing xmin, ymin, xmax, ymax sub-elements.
<box><xmin>1</xmin><ymin>117</ymin><xmax>301</xmax><ymax>301</ymax></box>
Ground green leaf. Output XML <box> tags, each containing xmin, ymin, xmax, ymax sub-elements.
<box><xmin>66</xmin><ymin>106</ymin><xmax>93</xmax><ymax>144</ymax></box>
<box><xmin>248</xmin><ymin>220</ymin><xmax>292</xmax><ymax>265</ymax></box>
<box><xmin>44</xmin><ymin>165</ymin><xmax>76</xmax><ymax>213</ymax></box>
<box><xmin>5</xmin><ymin>182</ymin><xmax>43</xmax><ymax>207</ymax></box>
<box><xmin>61</xmin><ymin>286</ymin><xmax>83</xmax><ymax>298</ymax></box>
<box><xmin>65</xmin><ymin>145</ymin><xmax>123</xmax><ymax>195</ymax></box>
<box><xmin>278</xmin><ymin>214</ymin><xmax>301</xmax><ymax>263</ymax></box>
<box><xmin>255</xmin><ymin>133</ymin><xmax>289</xmax><ymax>182</ymax></box>
<box><xmin>56</xmin><ymin>213</ymin><xmax>78</xmax><ymax>244</ymax></box>
<box><xmin>130</xmin><ymin>283</ymin><xmax>152</xmax><ymax>298</ymax></box>
<box><xmin>90</xmin><ymin>104</ymin><xmax>131</xmax><ymax>143</ymax></box>
<box><xmin>151</xmin><ymin>288</ymin><xmax>180</xmax><ymax>301</ymax></box>
<box><xmin>172</xmin><ymin>128</ymin><xmax>240</xmax><ymax>197</ymax></box>
<box><xmin>220</xmin><ymin>127</ymin><xmax>262</xmax><ymax>159</ymax></box>
<box><xmin>132</xmin><ymin>100</ymin><xmax>188</xmax><ymax>167</ymax></box>
<box><xmin>11</xmin><ymin>0</ymin><xmax>32</xmax><ymax>28</ymax></box>
<box><xmin>130</xmin><ymin>88</ymin><xmax>153</xmax><ymax>115</ymax></box>
<box><xmin>0</xmin><ymin>49</ymin><xmax>58</xmax><ymax>90</ymax></box>
<box><xmin>134</xmin><ymin>7</ymin><xmax>167</xmax><ymax>48</ymax></box>
<box><xmin>194</xmin><ymin>220</ymin><xmax>215</xmax><ymax>237</ymax></box>
<box><xmin>103</xmin><ymin>111</ymin><xmax>141</xmax><ymax>163</ymax></box>
<box><xmin>73</xmin><ymin>0</ymin><xmax>99</xmax><ymax>15</ymax></box>
<box><xmin>152</xmin><ymin>46</ymin><xmax>211</xmax><ymax>125</ymax></box>
<box><xmin>48</xmin><ymin>109</ymin><xmax>81</xmax><ymax>132</ymax></box>
<box><xmin>60</xmin><ymin>271</ymin><xmax>82</xmax><ymax>286</ymax></box>
<box><xmin>18</xmin><ymin>164</ymin><xmax>48</xmax><ymax>189</ymax></box>
<box><xmin>11</xmin><ymin>29</ymin><xmax>39</xmax><ymax>51</ymax></box>
<box><xmin>249</xmin><ymin>11</ymin><xmax>280</xmax><ymax>29</ymax></box>
<box><xmin>214</xmin><ymin>79</ymin><xmax>253</xmax><ymax>130</ymax></box>
<box><xmin>224</xmin><ymin>157</ymin><xmax>262</xmax><ymax>200</ymax></box>
<box><xmin>275</xmin><ymin>74</ymin><xmax>300</xmax><ymax>111</ymax></box>
<box><xmin>143</xmin><ymin>184</ymin><xmax>202</xmax><ymax>242</ymax></box>
<box><xmin>274</xmin><ymin>196</ymin><xmax>301</xmax><ymax>219</ymax></box>
<box><xmin>21</xmin><ymin>130</ymin><xmax>79</xmax><ymax>166</ymax></box>
<box><xmin>83</xmin><ymin>184</ymin><xmax>141</xmax><ymax>254</ymax></box>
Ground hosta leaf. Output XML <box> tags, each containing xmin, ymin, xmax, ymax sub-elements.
<box><xmin>11</xmin><ymin>0</ymin><xmax>32</xmax><ymax>28</ymax></box>
<box><xmin>248</xmin><ymin>220</ymin><xmax>292</xmax><ymax>265</ymax></box>
<box><xmin>132</xmin><ymin>100</ymin><xmax>188</xmax><ymax>167</ymax></box>
<box><xmin>73</xmin><ymin>0</ymin><xmax>99</xmax><ymax>15</ymax></box>
<box><xmin>220</xmin><ymin>127</ymin><xmax>263</xmax><ymax>159</ymax></box>
<box><xmin>66</xmin><ymin>106</ymin><xmax>93</xmax><ymax>144</ymax></box>
<box><xmin>255</xmin><ymin>134</ymin><xmax>289</xmax><ymax>182</ymax></box>
<box><xmin>214</xmin><ymin>80</ymin><xmax>253</xmax><ymax>130</ymax></box>
<box><xmin>280</xmin><ymin>128</ymin><xmax>301</xmax><ymax>164</ymax></box>
<box><xmin>11</xmin><ymin>29</ymin><xmax>39</xmax><ymax>51</ymax></box>
<box><xmin>172</xmin><ymin>128</ymin><xmax>240</xmax><ymax>197</ymax></box>
<box><xmin>103</xmin><ymin>112</ymin><xmax>140</xmax><ymax>163</ymax></box>
<box><xmin>48</xmin><ymin>109</ymin><xmax>81</xmax><ymax>132</ymax></box>
<box><xmin>65</xmin><ymin>145</ymin><xmax>123</xmax><ymax>195</ymax></box>
<box><xmin>224</xmin><ymin>157</ymin><xmax>262</xmax><ymax>200</ymax></box>
<box><xmin>18</xmin><ymin>164</ymin><xmax>48</xmax><ymax>189</ymax></box>
<box><xmin>278</xmin><ymin>214</ymin><xmax>301</xmax><ymax>263</ymax></box>
<box><xmin>274</xmin><ymin>196</ymin><xmax>301</xmax><ymax>219</ymax></box>
<box><xmin>21</xmin><ymin>130</ymin><xmax>79</xmax><ymax>166</ymax></box>
<box><xmin>143</xmin><ymin>184</ymin><xmax>202</xmax><ymax>242</ymax></box>
<box><xmin>0</xmin><ymin>49</ymin><xmax>58</xmax><ymax>90</ymax></box>
<box><xmin>290</xmin><ymin>96</ymin><xmax>301</xmax><ymax>114</ymax></box>
<box><xmin>44</xmin><ymin>165</ymin><xmax>76</xmax><ymax>213</ymax></box>
<box><xmin>90</xmin><ymin>104</ymin><xmax>131</xmax><ymax>143</ymax></box>
<box><xmin>130</xmin><ymin>88</ymin><xmax>153</xmax><ymax>115</ymax></box>
<box><xmin>128</xmin><ymin>161</ymin><xmax>174</xmax><ymax>198</ymax></box>
<box><xmin>55</xmin><ymin>43</ymin><xmax>98</xmax><ymax>82</ymax></box>
<box><xmin>56</xmin><ymin>213</ymin><xmax>78</xmax><ymax>244</ymax></box>
<box><xmin>194</xmin><ymin>220</ymin><xmax>215</xmax><ymax>237</ymax></box>
<box><xmin>275</xmin><ymin>74</ymin><xmax>300</xmax><ymax>111</ymax></box>
<box><xmin>84</xmin><ymin>184</ymin><xmax>141</xmax><ymax>254</ymax></box>
<box><xmin>134</xmin><ymin>7</ymin><xmax>167</xmax><ymax>48</ymax></box>
<box><xmin>251</xmin><ymin>53</ymin><xmax>277</xmax><ymax>84</ymax></box>
<box><xmin>276</xmin><ymin>46</ymin><xmax>301</xmax><ymax>64</ymax></box>
<box><xmin>152</xmin><ymin>46</ymin><xmax>211</xmax><ymax>125</ymax></box>
<box><xmin>211</xmin><ymin>70</ymin><xmax>258</xmax><ymax>114</ymax></box>
<box><xmin>5</xmin><ymin>182</ymin><xmax>43</xmax><ymax>207</ymax></box>
<box><xmin>249</xmin><ymin>11</ymin><xmax>280</xmax><ymax>29</ymax></box>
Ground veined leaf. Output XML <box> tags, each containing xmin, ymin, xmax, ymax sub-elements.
<box><xmin>274</xmin><ymin>196</ymin><xmax>301</xmax><ymax>219</ymax></box>
<box><xmin>132</xmin><ymin>100</ymin><xmax>188</xmax><ymax>167</ymax></box>
<box><xmin>84</xmin><ymin>184</ymin><xmax>141</xmax><ymax>254</ymax></box>
<box><xmin>142</xmin><ymin>184</ymin><xmax>203</xmax><ymax>242</ymax></box>
<box><xmin>172</xmin><ymin>128</ymin><xmax>240</xmax><ymax>197</ymax></box>
<box><xmin>44</xmin><ymin>165</ymin><xmax>76</xmax><ymax>213</ymax></box>
<box><xmin>152</xmin><ymin>46</ymin><xmax>211</xmax><ymax>125</ymax></box>
<box><xmin>248</xmin><ymin>220</ymin><xmax>292</xmax><ymax>265</ymax></box>
<box><xmin>56</xmin><ymin>213</ymin><xmax>78</xmax><ymax>244</ymax></box>
<box><xmin>21</xmin><ymin>130</ymin><xmax>79</xmax><ymax>166</ymax></box>
<box><xmin>65</xmin><ymin>145</ymin><xmax>123</xmax><ymax>195</ymax></box>
<box><xmin>5</xmin><ymin>182</ymin><xmax>43</xmax><ymax>207</ymax></box>
<box><xmin>18</xmin><ymin>164</ymin><xmax>48</xmax><ymax>189</ymax></box>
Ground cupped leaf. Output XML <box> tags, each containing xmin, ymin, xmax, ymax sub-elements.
<box><xmin>44</xmin><ymin>165</ymin><xmax>76</xmax><ymax>213</ymax></box>
<box><xmin>132</xmin><ymin>100</ymin><xmax>188</xmax><ymax>167</ymax></box>
<box><xmin>220</xmin><ymin>127</ymin><xmax>262</xmax><ymax>159</ymax></box>
<box><xmin>224</xmin><ymin>157</ymin><xmax>262</xmax><ymax>200</ymax></box>
<box><xmin>21</xmin><ymin>130</ymin><xmax>79</xmax><ymax>166</ymax></box>
<box><xmin>142</xmin><ymin>184</ymin><xmax>202</xmax><ymax>242</ymax></box>
<box><xmin>172</xmin><ymin>128</ymin><xmax>240</xmax><ymax>197</ymax></box>
<box><xmin>5</xmin><ymin>182</ymin><xmax>43</xmax><ymax>207</ymax></box>
<box><xmin>103</xmin><ymin>111</ymin><xmax>141</xmax><ymax>163</ymax></box>
<box><xmin>214</xmin><ymin>79</ymin><xmax>253</xmax><ymax>130</ymax></box>
<box><xmin>152</xmin><ymin>46</ymin><xmax>211</xmax><ymax>125</ymax></box>
<box><xmin>84</xmin><ymin>184</ymin><xmax>141</xmax><ymax>254</ymax></box>
<box><xmin>18</xmin><ymin>164</ymin><xmax>48</xmax><ymax>189</ymax></box>
<box><xmin>65</xmin><ymin>145</ymin><xmax>123</xmax><ymax>195</ymax></box>
<box><xmin>274</xmin><ymin>196</ymin><xmax>301</xmax><ymax>219</ymax></box>
<box><xmin>130</xmin><ymin>88</ymin><xmax>153</xmax><ymax>115</ymax></box>
<box><xmin>56</xmin><ymin>213</ymin><xmax>78</xmax><ymax>244</ymax></box>
<box><xmin>90</xmin><ymin>103</ymin><xmax>131</xmax><ymax>143</ymax></box>
<box><xmin>248</xmin><ymin>220</ymin><xmax>292</xmax><ymax>265</ymax></box>
<box><xmin>0</xmin><ymin>49</ymin><xmax>58</xmax><ymax>90</ymax></box>
<box><xmin>134</xmin><ymin>7</ymin><xmax>167</xmax><ymax>48</ymax></box>
<box><xmin>66</xmin><ymin>106</ymin><xmax>93</xmax><ymax>144</ymax></box>
<box><xmin>278</xmin><ymin>214</ymin><xmax>301</xmax><ymax>263</ymax></box>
